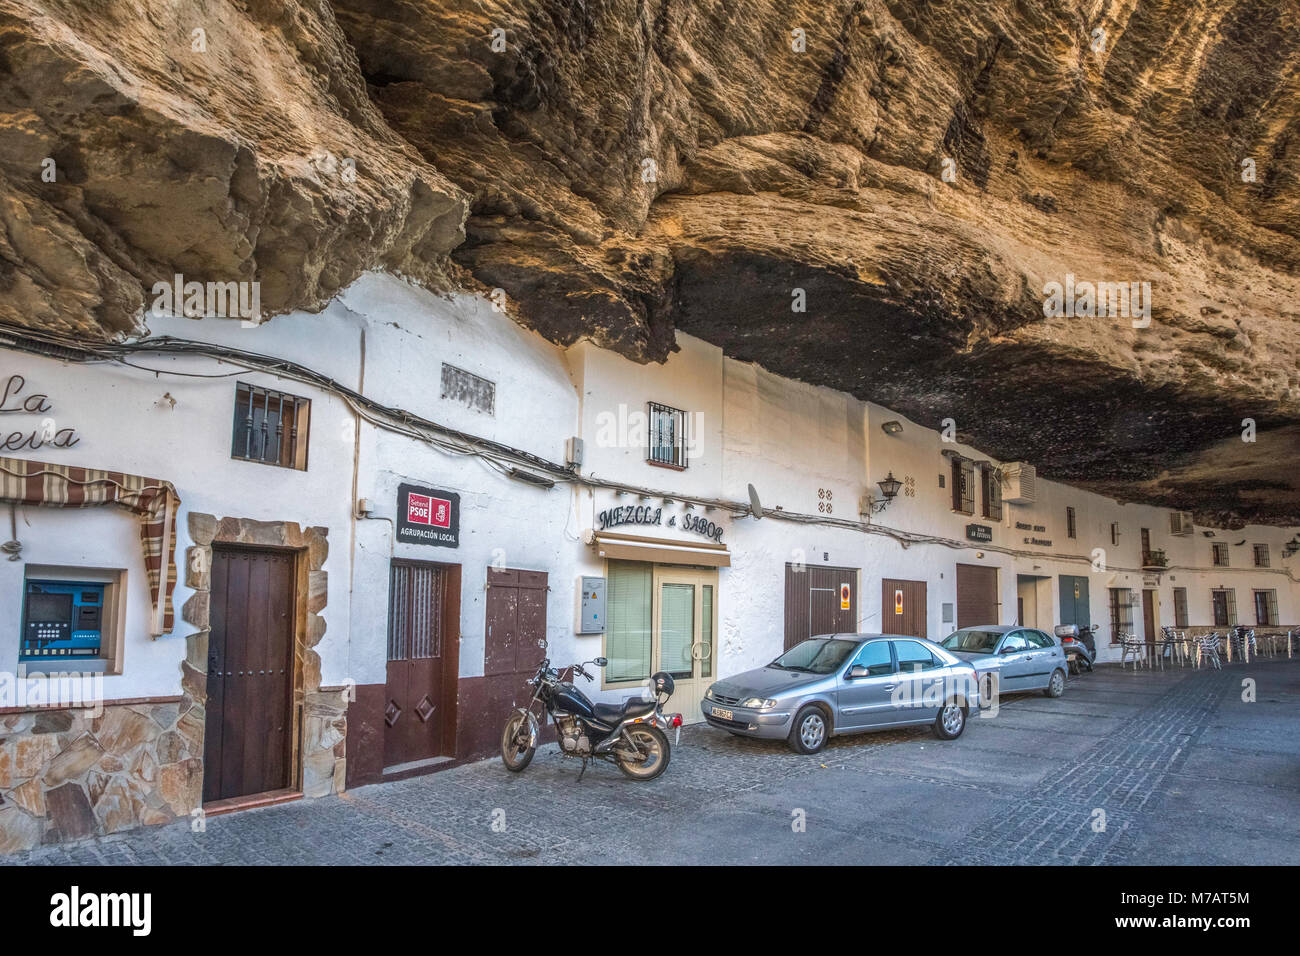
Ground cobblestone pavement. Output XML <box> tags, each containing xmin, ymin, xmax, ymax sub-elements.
<box><xmin>8</xmin><ymin>659</ymin><xmax>1299</xmax><ymax>865</ymax></box>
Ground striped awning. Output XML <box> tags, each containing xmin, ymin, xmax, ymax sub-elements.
<box><xmin>0</xmin><ymin>457</ymin><xmax>179</xmax><ymax>635</ymax></box>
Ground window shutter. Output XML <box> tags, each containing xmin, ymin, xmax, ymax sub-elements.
<box><xmin>606</xmin><ymin>561</ymin><xmax>652</xmax><ymax>682</ymax></box>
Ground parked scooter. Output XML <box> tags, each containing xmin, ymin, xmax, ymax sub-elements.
<box><xmin>500</xmin><ymin>640</ymin><xmax>682</xmax><ymax>781</ymax></box>
<box><xmin>1054</xmin><ymin>624</ymin><xmax>1096</xmax><ymax>673</ymax></box>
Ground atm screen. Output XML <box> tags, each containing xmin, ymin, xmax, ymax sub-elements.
<box><xmin>26</xmin><ymin>592</ymin><xmax>73</xmax><ymax>621</ymax></box>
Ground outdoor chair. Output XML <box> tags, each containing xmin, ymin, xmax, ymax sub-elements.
<box><xmin>1196</xmin><ymin>631</ymin><xmax>1222</xmax><ymax>670</ymax></box>
<box><xmin>1119</xmin><ymin>632</ymin><xmax>1146</xmax><ymax>670</ymax></box>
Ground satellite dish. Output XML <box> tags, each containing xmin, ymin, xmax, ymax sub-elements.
<box><xmin>747</xmin><ymin>483</ymin><xmax>763</xmax><ymax>520</ymax></box>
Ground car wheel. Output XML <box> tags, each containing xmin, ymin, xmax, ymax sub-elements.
<box><xmin>933</xmin><ymin>700</ymin><xmax>967</xmax><ymax>740</ymax></box>
<box><xmin>788</xmin><ymin>705</ymin><xmax>829</xmax><ymax>754</ymax></box>
<box><xmin>1044</xmin><ymin>668</ymin><xmax>1066</xmax><ymax>698</ymax></box>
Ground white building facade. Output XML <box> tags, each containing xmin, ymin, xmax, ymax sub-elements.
<box><xmin>0</xmin><ymin>272</ymin><xmax>1295</xmax><ymax>850</ymax></box>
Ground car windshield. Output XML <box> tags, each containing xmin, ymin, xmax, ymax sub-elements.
<box><xmin>772</xmin><ymin>638</ymin><xmax>859</xmax><ymax>674</ymax></box>
<box><xmin>941</xmin><ymin>629</ymin><xmax>1003</xmax><ymax>654</ymax></box>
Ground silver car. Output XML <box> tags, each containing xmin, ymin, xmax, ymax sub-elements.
<box><xmin>938</xmin><ymin>625</ymin><xmax>1068</xmax><ymax>699</ymax></box>
<box><xmin>701</xmin><ymin>634</ymin><xmax>980</xmax><ymax>754</ymax></box>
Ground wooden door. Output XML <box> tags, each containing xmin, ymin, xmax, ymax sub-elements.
<box><xmin>652</xmin><ymin>567</ymin><xmax>716</xmax><ymax>724</ymax></box>
<box><xmin>882</xmin><ymin>578</ymin><xmax>927</xmax><ymax>638</ymax></box>
<box><xmin>785</xmin><ymin>564</ymin><xmax>858</xmax><ymax>650</ymax></box>
<box><xmin>204</xmin><ymin>546</ymin><xmax>295</xmax><ymax>803</ymax></box>
<box><xmin>384</xmin><ymin>561</ymin><xmax>446</xmax><ymax>768</ymax></box>
<box><xmin>485</xmin><ymin>568</ymin><xmax>548</xmax><ymax>676</ymax></box>
<box><xmin>956</xmin><ymin>564</ymin><xmax>1000</xmax><ymax>628</ymax></box>
<box><xmin>1142</xmin><ymin>589</ymin><xmax>1158</xmax><ymax>649</ymax></box>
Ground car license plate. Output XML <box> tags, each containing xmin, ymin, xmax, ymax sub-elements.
<box><xmin>711</xmin><ymin>706</ymin><xmax>734</xmax><ymax>720</ymax></box>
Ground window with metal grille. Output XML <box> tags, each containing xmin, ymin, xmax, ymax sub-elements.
<box><xmin>951</xmin><ymin>459</ymin><xmax>974</xmax><ymax>514</ymax></box>
<box><xmin>1172</xmin><ymin>587</ymin><xmax>1189</xmax><ymax>628</ymax></box>
<box><xmin>387</xmin><ymin>562</ymin><xmax>443</xmax><ymax>661</ymax></box>
<box><xmin>1066</xmin><ymin>506</ymin><xmax>1076</xmax><ymax>539</ymax></box>
<box><xmin>1211</xmin><ymin>588</ymin><xmax>1237</xmax><ymax>627</ymax></box>
<box><xmin>1108</xmin><ymin>588</ymin><xmax>1133</xmax><ymax>643</ymax></box>
<box><xmin>980</xmin><ymin>466</ymin><xmax>1002</xmax><ymax>520</ymax></box>
<box><xmin>231</xmin><ymin>383</ymin><xmax>310</xmax><ymax>470</ymax></box>
<box><xmin>1212</xmin><ymin>543</ymin><xmax>1228</xmax><ymax>567</ymax></box>
<box><xmin>1110</xmin><ymin>522</ymin><xmax>1120</xmax><ymax>546</ymax></box>
<box><xmin>646</xmin><ymin>402</ymin><xmax>688</xmax><ymax>468</ymax></box>
<box><xmin>1254</xmin><ymin>589</ymin><xmax>1278</xmax><ymax>626</ymax></box>
<box><xmin>1253</xmin><ymin>544</ymin><xmax>1270</xmax><ymax>567</ymax></box>
<box><xmin>440</xmin><ymin>363</ymin><xmax>495</xmax><ymax>415</ymax></box>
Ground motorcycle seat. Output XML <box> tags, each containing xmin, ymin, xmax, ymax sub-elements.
<box><xmin>591</xmin><ymin>696</ymin><xmax>656</xmax><ymax>722</ymax></box>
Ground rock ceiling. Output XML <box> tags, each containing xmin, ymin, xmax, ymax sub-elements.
<box><xmin>1</xmin><ymin>0</ymin><xmax>1298</xmax><ymax>525</ymax></box>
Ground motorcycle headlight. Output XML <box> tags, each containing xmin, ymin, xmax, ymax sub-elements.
<box><xmin>741</xmin><ymin>697</ymin><xmax>777</xmax><ymax>709</ymax></box>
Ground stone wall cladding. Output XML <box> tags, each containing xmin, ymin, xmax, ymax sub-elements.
<box><xmin>0</xmin><ymin>512</ymin><xmax>341</xmax><ymax>853</ymax></box>
<box><xmin>0</xmin><ymin>698</ymin><xmax>198</xmax><ymax>852</ymax></box>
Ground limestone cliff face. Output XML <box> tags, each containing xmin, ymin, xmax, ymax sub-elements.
<box><xmin>1</xmin><ymin>1</ymin><xmax>1298</xmax><ymax>524</ymax></box>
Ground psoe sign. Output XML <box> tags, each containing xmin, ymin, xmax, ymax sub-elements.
<box><xmin>397</xmin><ymin>483</ymin><xmax>459</xmax><ymax>548</ymax></box>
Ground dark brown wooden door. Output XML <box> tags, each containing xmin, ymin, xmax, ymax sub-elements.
<box><xmin>956</xmin><ymin>564</ymin><xmax>1000</xmax><ymax>628</ymax></box>
<box><xmin>384</xmin><ymin>561</ymin><xmax>446</xmax><ymax>768</ymax></box>
<box><xmin>485</xmin><ymin>569</ymin><xmax>548</xmax><ymax>676</ymax></box>
<box><xmin>785</xmin><ymin>564</ymin><xmax>858</xmax><ymax>650</ymax></box>
<box><xmin>204</xmin><ymin>547</ymin><xmax>295</xmax><ymax>803</ymax></box>
<box><xmin>882</xmin><ymin>578</ymin><xmax>927</xmax><ymax>638</ymax></box>
<box><xmin>1142</xmin><ymin>589</ymin><xmax>1157</xmax><ymax>649</ymax></box>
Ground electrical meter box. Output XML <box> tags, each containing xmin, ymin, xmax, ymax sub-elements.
<box><xmin>20</xmin><ymin>580</ymin><xmax>106</xmax><ymax>661</ymax></box>
<box><xmin>577</xmin><ymin>575</ymin><xmax>606</xmax><ymax>634</ymax></box>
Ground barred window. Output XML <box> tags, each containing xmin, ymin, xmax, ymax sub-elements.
<box><xmin>951</xmin><ymin>459</ymin><xmax>974</xmax><ymax>514</ymax></box>
<box><xmin>646</xmin><ymin>402</ymin><xmax>688</xmax><ymax>468</ymax></box>
<box><xmin>231</xmin><ymin>383</ymin><xmax>310</xmax><ymax>470</ymax></box>
<box><xmin>1066</xmin><ymin>506</ymin><xmax>1076</xmax><ymax>539</ymax></box>
<box><xmin>1108</xmin><ymin>588</ymin><xmax>1134</xmax><ymax>643</ymax></box>
<box><xmin>1254</xmin><ymin>590</ymin><xmax>1278</xmax><ymax>626</ymax></box>
<box><xmin>1212</xmin><ymin>543</ymin><xmax>1229</xmax><ymax>567</ymax></box>
<box><xmin>1254</xmin><ymin>544</ymin><xmax>1270</xmax><ymax>568</ymax></box>
<box><xmin>1211</xmin><ymin>588</ymin><xmax>1237</xmax><ymax>627</ymax></box>
<box><xmin>981</xmin><ymin>466</ymin><xmax>1002</xmax><ymax>521</ymax></box>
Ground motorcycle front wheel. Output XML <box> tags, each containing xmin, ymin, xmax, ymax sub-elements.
<box><xmin>500</xmin><ymin>712</ymin><xmax>536</xmax><ymax>772</ymax></box>
<box><xmin>613</xmin><ymin>725</ymin><xmax>671</xmax><ymax>780</ymax></box>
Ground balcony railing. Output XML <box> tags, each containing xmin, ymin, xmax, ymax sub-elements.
<box><xmin>1141</xmin><ymin>549</ymin><xmax>1168</xmax><ymax>569</ymax></box>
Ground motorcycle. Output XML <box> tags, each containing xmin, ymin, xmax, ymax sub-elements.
<box><xmin>500</xmin><ymin>643</ymin><xmax>682</xmax><ymax>781</ymax></box>
<box><xmin>1054</xmin><ymin>624</ymin><xmax>1096</xmax><ymax>673</ymax></box>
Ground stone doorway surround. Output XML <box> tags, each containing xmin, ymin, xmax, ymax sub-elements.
<box><xmin>184</xmin><ymin>514</ymin><xmax>343</xmax><ymax>804</ymax></box>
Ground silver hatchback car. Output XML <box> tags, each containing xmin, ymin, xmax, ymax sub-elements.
<box><xmin>938</xmin><ymin>625</ymin><xmax>1068</xmax><ymax>699</ymax></box>
<box><xmin>701</xmin><ymin>634</ymin><xmax>980</xmax><ymax>754</ymax></box>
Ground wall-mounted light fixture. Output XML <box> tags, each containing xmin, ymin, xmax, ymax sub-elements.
<box><xmin>881</xmin><ymin>420</ymin><xmax>904</xmax><ymax>435</ymax></box>
<box><xmin>861</xmin><ymin>472</ymin><xmax>903</xmax><ymax>515</ymax></box>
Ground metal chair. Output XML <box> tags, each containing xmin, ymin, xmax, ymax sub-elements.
<box><xmin>1119</xmin><ymin>631</ymin><xmax>1146</xmax><ymax>670</ymax></box>
<box><xmin>1196</xmin><ymin>631</ymin><xmax>1222</xmax><ymax>670</ymax></box>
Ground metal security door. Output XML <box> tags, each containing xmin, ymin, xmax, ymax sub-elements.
<box><xmin>384</xmin><ymin>561</ymin><xmax>446</xmax><ymax>768</ymax></box>
<box><xmin>1059</xmin><ymin>576</ymin><xmax>1090</xmax><ymax>628</ymax></box>
<box><xmin>956</xmin><ymin>564</ymin><xmax>1000</xmax><ymax>628</ymax></box>
<box><xmin>204</xmin><ymin>547</ymin><xmax>295</xmax><ymax>802</ymax></box>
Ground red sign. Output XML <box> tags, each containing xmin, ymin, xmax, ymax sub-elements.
<box><xmin>407</xmin><ymin>493</ymin><xmax>451</xmax><ymax>528</ymax></box>
<box><xmin>840</xmin><ymin>583</ymin><xmax>851</xmax><ymax>611</ymax></box>
<box><xmin>894</xmin><ymin>589</ymin><xmax>904</xmax><ymax>614</ymax></box>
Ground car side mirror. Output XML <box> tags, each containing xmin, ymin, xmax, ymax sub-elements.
<box><xmin>1000</xmin><ymin>645</ymin><xmax>1018</xmax><ymax>654</ymax></box>
<box><xmin>847</xmin><ymin>665</ymin><xmax>870</xmax><ymax>679</ymax></box>
<box><xmin>594</xmin><ymin>657</ymin><xmax>608</xmax><ymax>667</ymax></box>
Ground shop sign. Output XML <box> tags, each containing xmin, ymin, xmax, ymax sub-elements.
<box><xmin>0</xmin><ymin>374</ymin><xmax>81</xmax><ymax>450</ymax></box>
<box><xmin>597</xmin><ymin>503</ymin><xmax>724</xmax><ymax>543</ymax></box>
<box><xmin>966</xmin><ymin>523</ymin><xmax>993</xmax><ymax>543</ymax></box>
<box><xmin>397</xmin><ymin>483</ymin><xmax>459</xmax><ymax>548</ymax></box>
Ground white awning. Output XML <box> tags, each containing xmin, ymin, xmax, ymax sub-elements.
<box><xmin>589</xmin><ymin>530</ymin><xmax>731</xmax><ymax>568</ymax></box>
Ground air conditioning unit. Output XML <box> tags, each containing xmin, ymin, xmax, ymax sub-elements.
<box><xmin>1169</xmin><ymin>511</ymin><xmax>1194</xmax><ymax>536</ymax></box>
<box><xmin>1002</xmin><ymin>462</ymin><xmax>1036</xmax><ymax>503</ymax></box>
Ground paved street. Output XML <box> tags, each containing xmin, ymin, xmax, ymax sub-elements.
<box><xmin>8</xmin><ymin>660</ymin><xmax>1299</xmax><ymax>866</ymax></box>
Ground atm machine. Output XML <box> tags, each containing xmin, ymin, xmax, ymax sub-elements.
<box><xmin>20</xmin><ymin>580</ymin><xmax>106</xmax><ymax>662</ymax></box>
